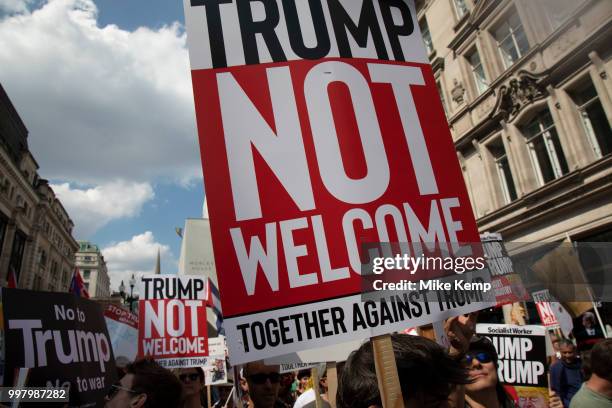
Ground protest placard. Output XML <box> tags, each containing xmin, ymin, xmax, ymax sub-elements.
<box><xmin>204</xmin><ymin>336</ymin><xmax>228</xmax><ymax>385</ymax></box>
<box><xmin>104</xmin><ymin>304</ymin><xmax>138</xmax><ymax>363</ymax></box>
<box><xmin>184</xmin><ymin>0</ymin><xmax>483</xmax><ymax>364</ymax></box>
<box><xmin>531</xmin><ymin>289</ymin><xmax>574</xmax><ymax>338</ymax></box>
<box><xmin>481</xmin><ymin>233</ymin><xmax>528</xmax><ymax>306</ymax></box>
<box><xmin>137</xmin><ymin>274</ymin><xmax>209</xmax><ymax>368</ymax></box>
<box><xmin>2</xmin><ymin>288</ymin><xmax>116</xmax><ymax>407</ymax></box>
<box><xmin>477</xmin><ymin>323</ymin><xmax>548</xmax><ymax>407</ymax></box>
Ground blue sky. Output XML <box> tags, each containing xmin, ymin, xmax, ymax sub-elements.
<box><xmin>96</xmin><ymin>0</ymin><xmax>184</xmax><ymax>31</ymax></box>
<box><xmin>0</xmin><ymin>0</ymin><xmax>205</xmax><ymax>289</ymax></box>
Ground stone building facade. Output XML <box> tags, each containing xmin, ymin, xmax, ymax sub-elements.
<box><xmin>417</xmin><ymin>0</ymin><xmax>612</xmax><ymax>244</ymax></box>
<box><xmin>0</xmin><ymin>83</ymin><xmax>78</xmax><ymax>291</ymax></box>
<box><xmin>76</xmin><ymin>240</ymin><xmax>111</xmax><ymax>298</ymax></box>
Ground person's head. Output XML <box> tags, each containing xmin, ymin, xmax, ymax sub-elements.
<box><xmin>105</xmin><ymin>358</ymin><xmax>182</xmax><ymax>408</ymax></box>
<box><xmin>244</xmin><ymin>361</ymin><xmax>281</xmax><ymax>408</ymax></box>
<box><xmin>337</xmin><ymin>334</ymin><xmax>468</xmax><ymax>408</ymax></box>
<box><xmin>551</xmin><ymin>335</ymin><xmax>561</xmax><ymax>352</ymax></box>
<box><xmin>582</xmin><ymin>311</ymin><xmax>595</xmax><ymax>328</ymax></box>
<box><xmin>559</xmin><ymin>339</ymin><xmax>577</xmax><ymax>364</ymax></box>
<box><xmin>517</xmin><ymin>388</ymin><xmax>547</xmax><ymax>408</ymax></box>
<box><xmin>279</xmin><ymin>372</ymin><xmax>295</xmax><ymax>391</ymax></box>
<box><xmin>319</xmin><ymin>370</ymin><xmax>328</xmax><ymax>393</ymax></box>
<box><xmin>239</xmin><ymin>368</ymin><xmax>249</xmax><ymax>393</ymax></box>
<box><xmin>581</xmin><ymin>350</ymin><xmax>592</xmax><ymax>380</ymax></box>
<box><xmin>177</xmin><ymin>367</ymin><xmax>204</xmax><ymax>400</ymax></box>
<box><xmin>465</xmin><ymin>337</ymin><xmax>499</xmax><ymax>394</ymax></box>
<box><xmin>590</xmin><ymin>339</ymin><xmax>612</xmax><ymax>382</ymax></box>
<box><xmin>297</xmin><ymin>369</ymin><xmax>311</xmax><ymax>388</ymax></box>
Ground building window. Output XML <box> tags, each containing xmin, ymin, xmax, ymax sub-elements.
<box><xmin>569</xmin><ymin>80</ymin><xmax>612</xmax><ymax>158</ymax></box>
<box><xmin>453</xmin><ymin>0</ymin><xmax>469</xmax><ymax>19</ymax></box>
<box><xmin>467</xmin><ymin>49</ymin><xmax>488</xmax><ymax>95</ymax></box>
<box><xmin>40</xmin><ymin>250</ymin><xmax>47</xmax><ymax>267</ymax></box>
<box><xmin>9</xmin><ymin>230</ymin><xmax>27</xmax><ymax>284</ymax></box>
<box><xmin>437</xmin><ymin>81</ymin><xmax>449</xmax><ymax>118</ymax></box>
<box><xmin>420</xmin><ymin>19</ymin><xmax>434</xmax><ymax>55</ymax></box>
<box><xmin>494</xmin><ymin>11</ymin><xmax>529</xmax><ymax>69</ymax></box>
<box><xmin>522</xmin><ymin>110</ymin><xmax>569</xmax><ymax>185</ymax></box>
<box><xmin>488</xmin><ymin>138</ymin><xmax>517</xmax><ymax>204</ymax></box>
<box><xmin>83</xmin><ymin>269</ymin><xmax>91</xmax><ymax>279</ymax></box>
<box><xmin>0</xmin><ymin>214</ymin><xmax>7</xmax><ymax>257</ymax></box>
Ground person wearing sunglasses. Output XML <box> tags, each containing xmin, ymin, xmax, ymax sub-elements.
<box><xmin>177</xmin><ymin>367</ymin><xmax>206</xmax><ymax>408</ymax></box>
<box><xmin>463</xmin><ymin>337</ymin><xmax>516</xmax><ymax>408</ymax></box>
<box><xmin>244</xmin><ymin>361</ymin><xmax>282</xmax><ymax>408</ymax></box>
<box><xmin>105</xmin><ymin>358</ymin><xmax>182</xmax><ymax>408</ymax></box>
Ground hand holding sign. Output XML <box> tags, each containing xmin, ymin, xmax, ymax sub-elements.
<box><xmin>445</xmin><ymin>312</ymin><xmax>478</xmax><ymax>356</ymax></box>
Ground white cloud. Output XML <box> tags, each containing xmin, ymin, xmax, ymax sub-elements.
<box><xmin>0</xmin><ymin>0</ymin><xmax>201</xmax><ymax>185</ymax></box>
<box><xmin>52</xmin><ymin>180</ymin><xmax>154</xmax><ymax>237</ymax></box>
<box><xmin>102</xmin><ymin>231</ymin><xmax>172</xmax><ymax>291</ymax></box>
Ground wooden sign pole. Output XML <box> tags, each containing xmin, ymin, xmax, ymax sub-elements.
<box><xmin>312</xmin><ymin>367</ymin><xmax>322</xmax><ymax>408</ymax></box>
<box><xmin>207</xmin><ymin>384</ymin><xmax>212</xmax><ymax>408</ymax></box>
<box><xmin>326</xmin><ymin>362</ymin><xmax>338</xmax><ymax>408</ymax></box>
<box><xmin>372</xmin><ymin>335</ymin><xmax>405</xmax><ymax>408</ymax></box>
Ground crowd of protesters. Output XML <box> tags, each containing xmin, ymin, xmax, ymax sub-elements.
<box><xmin>100</xmin><ymin>310</ymin><xmax>612</xmax><ymax>408</ymax></box>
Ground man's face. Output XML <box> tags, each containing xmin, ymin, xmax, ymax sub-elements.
<box><xmin>246</xmin><ymin>362</ymin><xmax>280</xmax><ymax>408</ymax></box>
<box><xmin>105</xmin><ymin>374</ymin><xmax>144</xmax><ymax>408</ymax></box>
<box><xmin>465</xmin><ymin>352</ymin><xmax>497</xmax><ymax>393</ymax></box>
<box><xmin>560</xmin><ymin>344</ymin><xmax>577</xmax><ymax>364</ymax></box>
<box><xmin>583</xmin><ymin>316</ymin><xmax>594</xmax><ymax>328</ymax></box>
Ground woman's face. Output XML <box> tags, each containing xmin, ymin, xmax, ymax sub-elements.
<box><xmin>178</xmin><ymin>368</ymin><xmax>203</xmax><ymax>397</ymax></box>
<box><xmin>465</xmin><ymin>352</ymin><xmax>498</xmax><ymax>393</ymax></box>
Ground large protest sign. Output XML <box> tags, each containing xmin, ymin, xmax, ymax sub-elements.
<box><xmin>104</xmin><ymin>304</ymin><xmax>138</xmax><ymax>363</ymax></box>
<box><xmin>184</xmin><ymin>0</ymin><xmax>482</xmax><ymax>364</ymax></box>
<box><xmin>477</xmin><ymin>324</ymin><xmax>548</xmax><ymax>407</ymax></box>
<box><xmin>2</xmin><ymin>288</ymin><xmax>116</xmax><ymax>407</ymax></box>
<box><xmin>137</xmin><ymin>274</ymin><xmax>209</xmax><ymax>368</ymax></box>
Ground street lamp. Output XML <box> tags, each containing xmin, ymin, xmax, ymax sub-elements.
<box><xmin>123</xmin><ymin>274</ymin><xmax>136</xmax><ymax>312</ymax></box>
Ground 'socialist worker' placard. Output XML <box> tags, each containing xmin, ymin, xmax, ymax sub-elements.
<box><xmin>183</xmin><ymin>0</ymin><xmax>482</xmax><ymax>364</ymax></box>
<box><xmin>137</xmin><ymin>274</ymin><xmax>209</xmax><ymax>368</ymax></box>
<box><xmin>477</xmin><ymin>324</ymin><xmax>549</xmax><ymax>406</ymax></box>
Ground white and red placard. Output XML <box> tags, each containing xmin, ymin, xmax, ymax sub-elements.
<box><xmin>105</xmin><ymin>304</ymin><xmax>139</xmax><ymax>362</ymax></box>
<box><xmin>532</xmin><ymin>289</ymin><xmax>561</xmax><ymax>328</ymax></box>
<box><xmin>184</xmin><ymin>0</ymin><xmax>482</xmax><ymax>363</ymax></box>
<box><xmin>137</xmin><ymin>274</ymin><xmax>209</xmax><ymax>368</ymax></box>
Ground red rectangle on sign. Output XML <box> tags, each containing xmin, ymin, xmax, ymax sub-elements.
<box><xmin>193</xmin><ymin>58</ymin><xmax>479</xmax><ymax>318</ymax></box>
<box><xmin>137</xmin><ymin>299</ymin><xmax>208</xmax><ymax>360</ymax></box>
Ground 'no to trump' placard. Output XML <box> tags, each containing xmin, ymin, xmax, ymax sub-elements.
<box><xmin>137</xmin><ymin>275</ymin><xmax>209</xmax><ymax>368</ymax></box>
<box><xmin>2</xmin><ymin>289</ymin><xmax>116</xmax><ymax>407</ymax></box>
<box><xmin>183</xmin><ymin>0</ymin><xmax>481</xmax><ymax>363</ymax></box>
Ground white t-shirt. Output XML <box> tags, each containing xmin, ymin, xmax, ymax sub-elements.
<box><xmin>293</xmin><ymin>389</ymin><xmax>315</xmax><ymax>408</ymax></box>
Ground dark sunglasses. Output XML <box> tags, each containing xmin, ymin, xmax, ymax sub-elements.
<box><xmin>465</xmin><ymin>352</ymin><xmax>493</xmax><ymax>365</ymax></box>
<box><xmin>179</xmin><ymin>373</ymin><xmax>201</xmax><ymax>382</ymax></box>
<box><xmin>105</xmin><ymin>383</ymin><xmax>138</xmax><ymax>400</ymax></box>
<box><xmin>248</xmin><ymin>373</ymin><xmax>281</xmax><ymax>384</ymax></box>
